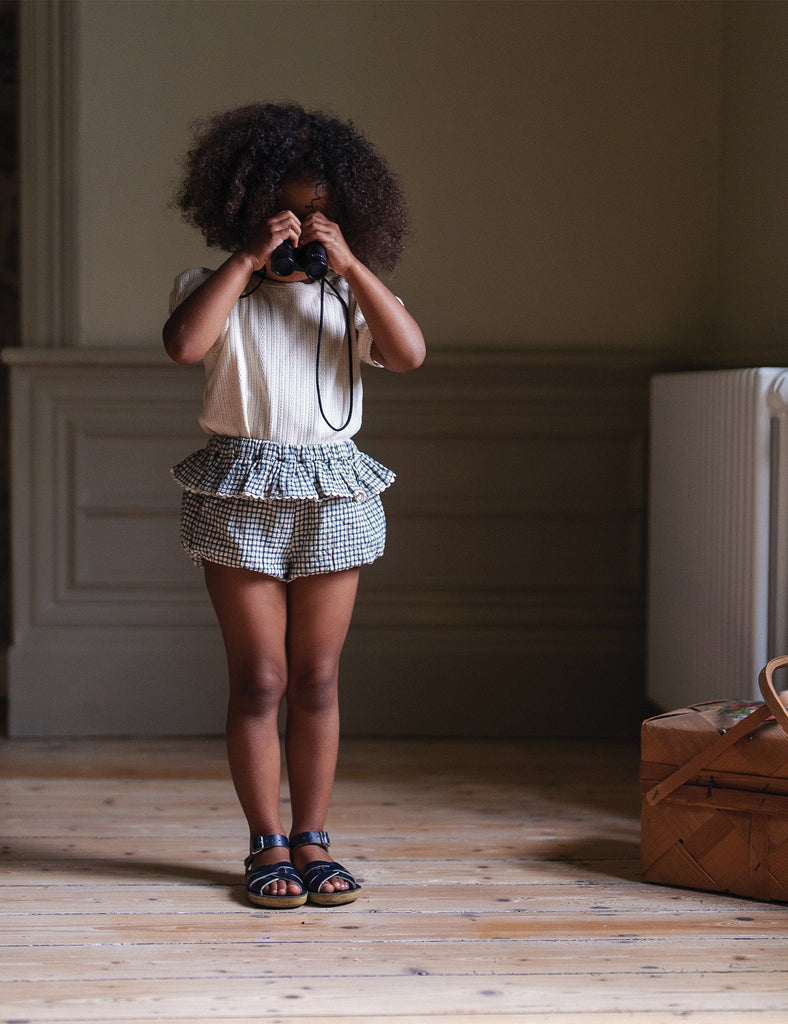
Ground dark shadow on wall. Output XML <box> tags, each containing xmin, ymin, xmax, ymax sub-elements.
<box><xmin>0</xmin><ymin>0</ymin><xmax>18</xmax><ymax>734</ymax></box>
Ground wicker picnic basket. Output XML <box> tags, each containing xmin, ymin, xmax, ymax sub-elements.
<box><xmin>640</xmin><ymin>655</ymin><xmax>788</xmax><ymax>902</ymax></box>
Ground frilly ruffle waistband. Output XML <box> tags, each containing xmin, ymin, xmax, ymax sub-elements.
<box><xmin>171</xmin><ymin>436</ymin><xmax>395</xmax><ymax>503</ymax></box>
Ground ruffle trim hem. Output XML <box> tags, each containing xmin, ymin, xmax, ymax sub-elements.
<box><xmin>171</xmin><ymin>436</ymin><xmax>395</xmax><ymax>503</ymax></box>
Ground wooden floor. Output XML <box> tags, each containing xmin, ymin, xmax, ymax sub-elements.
<box><xmin>1</xmin><ymin>736</ymin><xmax>787</xmax><ymax>1023</ymax></box>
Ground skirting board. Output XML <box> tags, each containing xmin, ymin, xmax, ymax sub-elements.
<box><xmin>5</xmin><ymin>623</ymin><xmax>644</xmax><ymax>739</ymax></box>
<box><xmin>6</xmin><ymin>628</ymin><xmax>227</xmax><ymax>736</ymax></box>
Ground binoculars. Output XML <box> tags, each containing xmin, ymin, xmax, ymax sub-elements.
<box><xmin>271</xmin><ymin>239</ymin><xmax>328</xmax><ymax>281</ymax></box>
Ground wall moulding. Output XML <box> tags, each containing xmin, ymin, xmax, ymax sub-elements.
<box><xmin>19</xmin><ymin>0</ymin><xmax>78</xmax><ymax>348</ymax></box>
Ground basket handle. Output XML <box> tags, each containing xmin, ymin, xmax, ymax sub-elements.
<box><xmin>646</xmin><ymin>662</ymin><xmax>788</xmax><ymax>808</ymax></box>
<box><xmin>758</xmin><ymin>655</ymin><xmax>788</xmax><ymax>735</ymax></box>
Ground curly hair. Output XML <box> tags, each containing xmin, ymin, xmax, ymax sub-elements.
<box><xmin>172</xmin><ymin>102</ymin><xmax>409</xmax><ymax>273</ymax></box>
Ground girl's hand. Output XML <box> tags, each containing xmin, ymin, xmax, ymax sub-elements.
<box><xmin>298</xmin><ymin>213</ymin><xmax>425</xmax><ymax>374</ymax></box>
<box><xmin>242</xmin><ymin>210</ymin><xmax>302</xmax><ymax>272</ymax></box>
<box><xmin>299</xmin><ymin>212</ymin><xmax>358</xmax><ymax>277</ymax></box>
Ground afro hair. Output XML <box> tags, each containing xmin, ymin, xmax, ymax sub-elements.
<box><xmin>172</xmin><ymin>102</ymin><xmax>410</xmax><ymax>273</ymax></box>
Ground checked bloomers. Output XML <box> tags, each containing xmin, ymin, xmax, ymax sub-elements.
<box><xmin>171</xmin><ymin>436</ymin><xmax>395</xmax><ymax>582</ymax></box>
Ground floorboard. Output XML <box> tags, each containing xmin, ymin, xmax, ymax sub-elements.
<box><xmin>1</xmin><ymin>736</ymin><xmax>787</xmax><ymax>1022</ymax></box>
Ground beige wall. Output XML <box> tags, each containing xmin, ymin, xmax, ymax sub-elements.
<box><xmin>74</xmin><ymin>0</ymin><xmax>729</xmax><ymax>353</ymax></box>
<box><xmin>8</xmin><ymin>0</ymin><xmax>788</xmax><ymax>735</ymax></box>
<box><xmin>718</xmin><ymin>1</ymin><xmax>788</xmax><ymax>352</ymax></box>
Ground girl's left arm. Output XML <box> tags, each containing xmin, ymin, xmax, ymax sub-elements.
<box><xmin>343</xmin><ymin>260</ymin><xmax>426</xmax><ymax>373</ymax></box>
<box><xmin>302</xmin><ymin>213</ymin><xmax>425</xmax><ymax>373</ymax></box>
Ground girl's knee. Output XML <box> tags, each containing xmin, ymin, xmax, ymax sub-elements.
<box><xmin>286</xmin><ymin>664</ymin><xmax>339</xmax><ymax>713</ymax></box>
<box><xmin>228</xmin><ymin>659</ymin><xmax>288</xmax><ymax>717</ymax></box>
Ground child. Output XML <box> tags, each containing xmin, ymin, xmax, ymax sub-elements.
<box><xmin>163</xmin><ymin>103</ymin><xmax>425</xmax><ymax>908</ymax></box>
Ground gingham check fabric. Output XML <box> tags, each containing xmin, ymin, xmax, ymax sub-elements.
<box><xmin>173</xmin><ymin>436</ymin><xmax>393</xmax><ymax>580</ymax></box>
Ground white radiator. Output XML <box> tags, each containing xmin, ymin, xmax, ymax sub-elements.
<box><xmin>647</xmin><ymin>367</ymin><xmax>788</xmax><ymax>709</ymax></box>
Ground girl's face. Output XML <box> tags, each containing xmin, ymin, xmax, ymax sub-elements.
<box><xmin>268</xmin><ymin>178</ymin><xmax>332</xmax><ymax>282</ymax></box>
<box><xmin>280</xmin><ymin>178</ymin><xmax>331</xmax><ymax>220</ymax></box>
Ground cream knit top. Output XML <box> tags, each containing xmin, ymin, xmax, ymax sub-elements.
<box><xmin>170</xmin><ymin>267</ymin><xmax>383</xmax><ymax>445</ymax></box>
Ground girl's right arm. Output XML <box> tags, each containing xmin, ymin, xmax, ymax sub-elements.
<box><xmin>163</xmin><ymin>210</ymin><xmax>301</xmax><ymax>365</ymax></box>
<box><xmin>163</xmin><ymin>252</ymin><xmax>257</xmax><ymax>365</ymax></box>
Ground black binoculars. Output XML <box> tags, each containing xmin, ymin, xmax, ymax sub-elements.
<box><xmin>271</xmin><ymin>239</ymin><xmax>328</xmax><ymax>281</ymax></box>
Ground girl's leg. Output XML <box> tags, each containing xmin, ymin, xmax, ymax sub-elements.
<box><xmin>203</xmin><ymin>562</ymin><xmax>298</xmax><ymax>898</ymax></box>
<box><xmin>284</xmin><ymin>568</ymin><xmax>360</xmax><ymax>893</ymax></box>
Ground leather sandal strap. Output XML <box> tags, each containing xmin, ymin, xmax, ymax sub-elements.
<box><xmin>290</xmin><ymin>830</ymin><xmax>330</xmax><ymax>850</ymax></box>
<box><xmin>246</xmin><ymin>861</ymin><xmax>305</xmax><ymax>895</ymax></box>
<box><xmin>247</xmin><ymin>833</ymin><xmax>290</xmax><ymax>861</ymax></box>
<box><xmin>301</xmin><ymin>860</ymin><xmax>359</xmax><ymax>894</ymax></box>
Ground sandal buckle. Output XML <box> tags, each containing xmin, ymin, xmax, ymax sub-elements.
<box><xmin>248</xmin><ymin>833</ymin><xmax>290</xmax><ymax>856</ymax></box>
<box><xmin>290</xmin><ymin>829</ymin><xmax>330</xmax><ymax>849</ymax></box>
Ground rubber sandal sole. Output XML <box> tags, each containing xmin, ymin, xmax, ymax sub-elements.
<box><xmin>307</xmin><ymin>888</ymin><xmax>361</xmax><ymax>907</ymax></box>
<box><xmin>247</xmin><ymin>890</ymin><xmax>309</xmax><ymax>909</ymax></box>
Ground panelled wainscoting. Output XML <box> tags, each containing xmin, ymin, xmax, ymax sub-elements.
<box><xmin>2</xmin><ymin>347</ymin><xmax>652</xmax><ymax>738</ymax></box>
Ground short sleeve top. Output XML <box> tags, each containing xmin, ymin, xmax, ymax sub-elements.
<box><xmin>169</xmin><ymin>268</ymin><xmax>384</xmax><ymax>444</ymax></box>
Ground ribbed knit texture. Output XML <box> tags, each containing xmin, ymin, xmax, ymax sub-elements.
<box><xmin>169</xmin><ymin>268</ymin><xmax>380</xmax><ymax>444</ymax></box>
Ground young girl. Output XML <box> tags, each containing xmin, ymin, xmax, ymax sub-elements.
<box><xmin>163</xmin><ymin>103</ymin><xmax>425</xmax><ymax>909</ymax></box>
